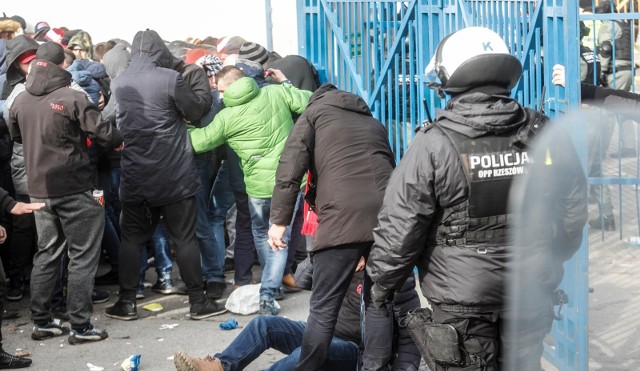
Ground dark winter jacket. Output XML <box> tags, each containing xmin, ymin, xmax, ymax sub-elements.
<box><xmin>366</xmin><ymin>89</ymin><xmax>587</xmax><ymax>310</ymax></box>
<box><xmin>172</xmin><ymin>58</ymin><xmax>212</xmax><ymax>128</ymax></box>
<box><xmin>271</xmin><ymin>83</ymin><xmax>395</xmax><ymax>251</ymax></box>
<box><xmin>1</xmin><ymin>35</ymin><xmax>38</xmax><ymax>100</ymax></box>
<box><xmin>0</xmin><ymin>186</ymin><xmax>16</xmax><ymax>214</ymax></box>
<box><xmin>7</xmin><ymin>59</ymin><xmax>122</xmax><ymax>198</ymax></box>
<box><xmin>266</xmin><ymin>55</ymin><xmax>320</xmax><ymax>92</ymax></box>
<box><xmin>102</xmin><ymin>44</ymin><xmax>131</xmax><ymax>169</ymax></box>
<box><xmin>111</xmin><ymin>29</ymin><xmax>202</xmax><ymax>206</ymax></box>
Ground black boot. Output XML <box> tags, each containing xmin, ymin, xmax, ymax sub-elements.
<box><xmin>0</xmin><ymin>346</ymin><xmax>32</xmax><ymax>369</ymax></box>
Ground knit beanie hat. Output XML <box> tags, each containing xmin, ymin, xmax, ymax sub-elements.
<box><xmin>201</xmin><ymin>54</ymin><xmax>223</xmax><ymax>77</ymax></box>
<box><xmin>36</xmin><ymin>42</ymin><xmax>65</xmax><ymax>65</ymax></box>
<box><xmin>238</xmin><ymin>42</ymin><xmax>269</xmax><ymax>65</ymax></box>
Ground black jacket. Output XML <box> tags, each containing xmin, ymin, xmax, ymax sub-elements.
<box><xmin>8</xmin><ymin>59</ymin><xmax>122</xmax><ymax>198</ymax></box>
<box><xmin>111</xmin><ymin>29</ymin><xmax>202</xmax><ymax>206</ymax></box>
<box><xmin>367</xmin><ymin>89</ymin><xmax>587</xmax><ymax>309</ymax></box>
<box><xmin>271</xmin><ymin>83</ymin><xmax>395</xmax><ymax>251</ymax></box>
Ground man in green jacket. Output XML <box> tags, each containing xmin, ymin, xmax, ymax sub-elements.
<box><xmin>190</xmin><ymin>66</ymin><xmax>311</xmax><ymax>315</ymax></box>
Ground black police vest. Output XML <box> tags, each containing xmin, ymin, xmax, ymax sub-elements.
<box><xmin>434</xmin><ymin>124</ymin><xmax>531</xmax><ymax>247</ymax></box>
<box><xmin>580</xmin><ymin>45</ymin><xmax>601</xmax><ymax>84</ymax></box>
<box><xmin>614</xmin><ymin>20</ymin><xmax>632</xmax><ymax>61</ymax></box>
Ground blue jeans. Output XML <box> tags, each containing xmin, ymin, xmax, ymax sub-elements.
<box><xmin>211</xmin><ymin>159</ymin><xmax>236</xmax><ymax>270</ymax></box>
<box><xmin>139</xmin><ymin>218</ymin><xmax>173</xmax><ymax>280</ymax></box>
<box><xmin>195</xmin><ymin>152</ymin><xmax>224</xmax><ymax>283</ymax></box>
<box><xmin>247</xmin><ymin>194</ymin><xmax>301</xmax><ymax>302</ymax></box>
<box><xmin>216</xmin><ymin>316</ymin><xmax>358</xmax><ymax>371</ymax></box>
<box><xmin>109</xmin><ymin>167</ymin><xmax>122</xmax><ymax>237</ymax></box>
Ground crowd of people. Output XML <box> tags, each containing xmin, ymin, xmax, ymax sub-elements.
<box><xmin>0</xmin><ymin>11</ymin><xmax>593</xmax><ymax>371</ymax></box>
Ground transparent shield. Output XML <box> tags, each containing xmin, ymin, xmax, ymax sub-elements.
<box><xmin>508</xmin><ymin>105</ymin><xmax>640</xmax><ymax>370</ymax></box>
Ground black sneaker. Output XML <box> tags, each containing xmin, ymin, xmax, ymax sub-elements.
<box><xmin>68</xmin><ymin>325</ymin><xmax>108</xmax><ymax>345</ymax></box>
<box><xmin>92</xmin><ymin>290</ymin><xmax>110</xmax><ymax>304</ymax></box>
<box><xmin>206</xmin><ymin>281</ymin><xmax>227</xmax><ymax>300</ymax></box>
<box><xmin>0</xmin><ymin>348</ymin><xmax>32</xmax><ymax>369</ymax></box>
<box><xmin>152</xmin><ymin>276</ymin><xmax>175</xmax><ymax>294</ymax></box>
<box><xmin>6</xmin><ymin>277</ymin><xmax>23</xmax><ymax>301</ymax></box>
<box><xmin>190</xmin><ymin>298</ymin><xmax>227</xmax><ymax>320</ymax></box>
<box><xmin>94</xmin><ymin>270</ymin><xmax>119</xmax><ymax>286</ymax></box>
<box><xmin>105</xmin><ymin>300</ymin><xmax>138</xmax><ymax>321</ymax></box>
<box><xmin>32</xmin><ymin>319</ymin><xmax>70</xmax><ymax>340</ymax></box>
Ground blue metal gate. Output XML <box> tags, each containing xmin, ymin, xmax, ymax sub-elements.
<box><xmin>297</xmin><ymin>1</ymin><xmax>640</xmax><ymax>370</ymax></box>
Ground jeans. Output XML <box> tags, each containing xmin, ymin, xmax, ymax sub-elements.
<box><xmin>247</xmin><ymin>194</ymin><xmax>301</xmax><ymax>302</ymax></box>
<box><xmin>195</xmin><ymin>152</ymin><xmax>224</xmax><ymax>283</ymax></box>
<box><xmin>139</xmin><ymin>218</ymin><xmax>173</xmax><ymax>281</ymax></box>
<box><xmin>211</xmin><ymin>161</ymin><xmax>236</xmax><ymax>264</ymax></box>
<box><xmin>216</xmin><ymin>316</ymin><xmax>358</xmax><ymax>371</ymax></box>
<box><xmin>225</xmin><ymin>148</ymin><xmax>256</xmax><ymax>285</ymax></box>
<box><xmin>97</xmin><ymin>168</ymin><xmax>120</xmax><ymax>272</ymax></box>
<box><xmin>109</xmin><ymin>167</ymin><xmax>122</xmax><ymax>237</ymax></box>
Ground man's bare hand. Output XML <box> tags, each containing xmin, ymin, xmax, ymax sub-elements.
<box><xmin>264</xmin><ymin>68</ymin><xmax>288</xmax><ymax>83</ymax></box>
<box><xmin>268</xmin><ymin>224</ymin><xmax>288</xmax><ymax>252</ymax></box>
<box><xmin>0</xmin><ymin>226</ymin><xmax>6</xmax><ymax>244</ymax></box>
<box><xmin>11</xmin><ymin>202</ymin><xmax>45</xmax><ymax>215</ymax></box>
<box><xmin>114</xmin><ymin>142</ymin><xmax>125</xmax><ymax>152</ymax></box>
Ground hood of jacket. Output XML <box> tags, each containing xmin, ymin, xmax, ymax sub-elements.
<box><xmin>4</xmin><ymin>35</ymin><xmax>39</xmax><ymax>86</ymax></box>
<box><xmin>307</xmin><ymin>83</ymin><xmax>372</xmax><ymax>116</ymax></box>
<box><xmin>75</xmin><ymin>59</ymin><xmax>108</xmax><ymax>79</ymax></box>
<box><xmin>0</xmin><ymin>39</ymin><xmax>7</xmax><ymax>76</ymax></box>
<box><xmin>66</xmin><ymin>60</ymin><xmax>94</xmax><ymax>86</ymax></box>
<box><xmin>223</xmin><ymin>77</ymin><xmax>260</xmax><ymax>107</ymax></box>
<box><xmin>25</xmin><ymin>59</ymin><xmax>72</xmax><ymax>96</ymax></box>
<box><xmin>130</xmin><ymin>29</ymin><xmax>174</xmax><ymax>69</ymax></box>
<box><xmin>436</xmin><ymin>87</ymin><xmax>527</xmax><ymax>138</ymax></box>
<box><xmin>103</xmin><ymin>44</ymin><xmax>131</xmax><ymax>79</ymax></box>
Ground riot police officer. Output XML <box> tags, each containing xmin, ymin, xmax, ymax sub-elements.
<box><xmin>366</xmin><ymin>27</ymin><xmax>588</xmax><ymax>371</ymax></box>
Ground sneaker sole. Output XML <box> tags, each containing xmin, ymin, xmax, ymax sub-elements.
<box><xmin>190</xmin><ymin>308</ymin><xmax>228</xmax><ymax>320</ymax></box>
<box><xmin>174</xmin><ymin>351</ymin><xmax>197</xmax><ymax>371</ymax></box>
<box><xmin>7</xmin><ymin>294</ymin><xmax>23</xmax><ymax>301</ymax></box>
<box><xmin>105</xmin><ymin>312</ymin><xmax>138</xmax><ymax>321</ymax></box>
<box><xmin>32</xmin><ymin>327</ymin><xmax>70</xmax><ymax>340</ymax></box>
<box><xmin>92</xmin><ymin>297</ymin><xmax>110</xmax><ymax>304</ymax></box>
<box><xmin>68</xmin><ymin>334</ymin><xmax>108</xmax><ymax>345</ymax></box>
<box><xmin>152</xmin><ymin>288</ymin><xmax>176</xmax><ymax>295</ymax></box>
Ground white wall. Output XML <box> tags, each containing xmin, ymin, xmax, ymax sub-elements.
<box><xmin>4</xmin><ymin>0</ymin><xmax>299</xmax><ymax>56</ymax></box>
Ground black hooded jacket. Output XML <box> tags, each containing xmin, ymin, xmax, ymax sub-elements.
<box><xmin>1</xmin><ymin>35</ymin><xmax>38</xmax><ymax>100</ymax></box>
<box><xmin>271</xmin><ymin>83</ymin><xmax>395</xmax><ymax>251</ymax></box>
<box><xmin>111</xmin><ymin>29</ymin><xmax>202</xmax><ymax>206</ymax></box>
<box><xmin>8</xmin><ymin>59</ymin><xmax>122</xmax><ymax>198</ymax></box>
<box><xmin>366</xmin><ymin>90</ymin><xmax>587</xmax><ymax>309</ymax></box>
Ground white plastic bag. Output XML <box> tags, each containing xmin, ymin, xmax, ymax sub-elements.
<box><xmin>225</xmin><ymin>284</ymin><xmax>281</xmax><ymax>315</ymax></box>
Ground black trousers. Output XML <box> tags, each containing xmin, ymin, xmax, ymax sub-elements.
<box><xmin>295</xmin><ymin>242</ymin><xmax>370</xmax><ymax>371</ymax></box>
<box><xmin>119</xmin><ymin>197</ymin><xmax>203</xmax><ymax>303</ymax></box>
<box><xmin>7</xmin><ymin>194</ymin><xmax>36</xmax><ymax>279</ymax></box>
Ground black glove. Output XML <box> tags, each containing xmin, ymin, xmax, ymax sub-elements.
<box><xmin>370</xmin><ymin>282</ymin><xmax>393</xmax><ymax>317</ymax></box>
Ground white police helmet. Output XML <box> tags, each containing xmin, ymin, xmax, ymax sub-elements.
<box><xmin>425</xmin><ymin>27</ymin><xmax>522</xmax><ymax>93</ymax></box>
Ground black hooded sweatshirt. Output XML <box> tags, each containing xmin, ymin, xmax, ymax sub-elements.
<box><xmin>8</xmin><ymin>59</ymin><xmax>122</xmax><ymax>198</ymax></box>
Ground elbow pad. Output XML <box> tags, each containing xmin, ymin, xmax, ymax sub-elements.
<box><xmin>599</xmin><ymin>41</ymin><xmax>612</xmax><ymax>58</ymax></box>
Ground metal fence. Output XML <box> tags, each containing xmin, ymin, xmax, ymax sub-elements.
<box><xmin>297</xmin><ymin>1</ymin><xmax>640</xmax><ymax>370</ymax></box>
